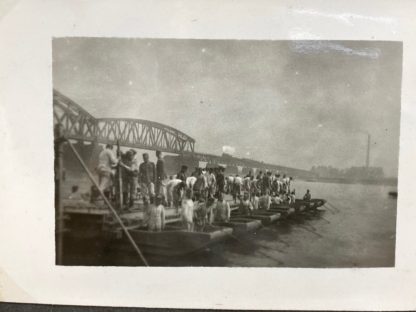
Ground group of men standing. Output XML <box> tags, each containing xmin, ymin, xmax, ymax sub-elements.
<box><xmin>94</xmin><ymin>144</ymin><xmax>304</xmax><ymax>232</ymax></box>
<box><xmin>96</xmin><ymin>144</ymin><xmax>168</xmax><ymax>209</ymax></box>
<box><xmin>96</xmin><ymin>144</ymin><xmax>295</xmax><ymax>211</ymax></box>
<box><xmin>226</xmin><ymin>170</ymin><xmax>293</xmax><ymax>202</ymax></box>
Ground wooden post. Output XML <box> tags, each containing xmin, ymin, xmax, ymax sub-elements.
<box><xmin>66</xmin><ymin>139</ymin><xmax>149</xmax><ymax>266</ymax></box>
<box><xmin>54</xmin><ymin>124</ymin><xmax>65</xmax><ymax>265</ymax></box>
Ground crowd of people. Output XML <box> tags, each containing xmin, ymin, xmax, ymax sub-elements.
<box><xmin>68</xmin><ymin>144</ymin><xmax>312</xmax><ymax>233</ymax></box>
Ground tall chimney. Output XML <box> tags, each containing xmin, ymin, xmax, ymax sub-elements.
<box><xmin>366</xmin><ymin>133</ymin><xmax>370</xmax><ymax>168</ymax></box>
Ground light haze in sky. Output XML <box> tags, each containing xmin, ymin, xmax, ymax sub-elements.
<box><xmin>53</xmin><ymin>38</ymin><xmax>402</xmax><ymax>177</ymax></box>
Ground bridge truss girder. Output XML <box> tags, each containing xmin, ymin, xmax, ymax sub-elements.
<box><xmin>53</xmin><ymin>89</ymin><xmax>195</xmax><ymax>153</ymax></box>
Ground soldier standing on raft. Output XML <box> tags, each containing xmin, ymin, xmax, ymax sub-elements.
<box><xmin>216</xmin><ymin>166</ymin><xmax>226</xmax><ymax>197</ymax></box>
<box><xmin>138</xmin><ymin>153</ymin><xmax>156</xmax><ymax>202</ymax></box>
<box><xmin>120</xmin><ymin>149</ymin><xmax>139</xmax><ymax>208</ymax></box>
<box><xmin>155</xmin><ymin>150</ymin><xmax>167</xmax><ymax>202</ymax></box>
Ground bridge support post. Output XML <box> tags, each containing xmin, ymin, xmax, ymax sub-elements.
<box><xmin>54</xmin><ymin>124</ymin><xmax>66</xmax><ymax>265</ymax></box>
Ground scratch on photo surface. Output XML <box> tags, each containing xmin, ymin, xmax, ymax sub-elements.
<box><xmin>293</xmin><ymin>9</ymin><xmax>395</xmax><ymax>26</ymax></box>
<box><xmin>291</xmin><ymin>41</ymin><xmax>381</xmax><ymax>59</ymax></box>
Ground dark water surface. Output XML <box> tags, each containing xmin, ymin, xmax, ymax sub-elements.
<box><xmin>62</xmin><ymin>180</ymin><xmax>397</xmax><ymax>267</ymax></box>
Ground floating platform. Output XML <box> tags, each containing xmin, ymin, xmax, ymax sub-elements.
<box><xmin>121</xmin><ymin>224</ymin><xmax>233</xmax><ymax>256</ymax></box>
<box><xmin>269</xmin><ymin>204</ymin><xmax>296</xmax><ymax>216</ymax></box>
<box><xmin>214</xmin><ymin>218</ymin><xmax>262</xmax><ymax>235</ymax></box>
<box><xmin>231</xmin><ymin>210</ymin><xmax>281</xmax><ymax>225</ymax></box>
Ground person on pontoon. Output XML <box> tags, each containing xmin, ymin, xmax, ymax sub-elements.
<box><xmin>181</xmin><ymin>188</ymin><xmax>195</xmax><ymax>232</ymax></box>
<box><xmin>155</xmin><ymin>150</ymin><xmax>167</xmax><ymax>203</ymax></box>
<box><xmin>193</xmin><ymin>168</ymin><xmax>207</xmax><ymax>200</ymax></box>
<box><xmin>282</xmin><ymin>192</ymin><xmax>290</xmax><ymax>204</ymax></box>
<box><xmin>166</xmin><ymin>178</ymin><xmax>185</xmax><ymax>210</ymax></box>
<box><xmin>233</xmin><ymin>175</ymin><xmax>243</xmax><ymax>203</ymax></box>
<box><xmin>281</xmin><ymin>174</ymin><xmax>289</xmax><ymax>194</ymax></box>
<box><xmin>239</xmin><ymin>192</ymin><xmax>253</xmax><ymax>216</ymax></box>
<box><xmin>251</xmin><ymin>191</ymin><xmax>260</xmax><ymax>210</ymax></box>
<box><xmin>303</xmin><ymin>189</ymin><xmax>311</xmax><ymax>201</ymax></box>
<box><xmin>176</xmin><ymin>165</ymin><xmax>188</xmax><ymax>183</ymax></box>
<box><xmin>207</xmin><ymin>168</ymin><xmax>217</xmax><ymax>198</ymax></box>
<box><xmin>214</xmin><ymin>192</ymin><xmax>231</xmax><ymax>222</ymax></box>
<box><xmin>206</xmin><ymin>195</ymin><xmax>217</xmax><ymax>224</ymax></box>
<box><xmin>289</xmin><ymin>190</ymin><xmax>296</xmax><ymax>205</ymax></box>
<box><xmin>138</xmin><ymin>153</ymin><xmax>156</xmax><ymax>202</ymax></box>
<box><xmin>97</xmin><ymin>144</ymin><xmax>118</xmax><ymax>199</ymax></box>
<box><xmin>215</xmin><ymin>166</ymin><xmax>226</xmax><ymax>196</ymax></box>
<box><xmin>275</xmin><ymin>174</ymin><xmax>283</xmax><ymax>194</ymax></box>
<box><xmin>148</xmin><ymin>196</ymin><xmax>166</xmax><ymax>232</ymax></box>
<box><xmin>120</xmin><ymin>149</ymin><xmax>139</xmax><ymax>208</ymax></box>
<box><xmin>68</xmin><ymin>185</ymin><xmax>83</xmax><ymax>200</ymax></box>
<box><xmin>272</xmin><ymin>193</ymin><xmax>284</xmax><ymax>205</ymax></box>
<box><xmin>194</xmin><ymin>196</ymin><xmax>209</xmax><ymax>231</ymax></box>
<box><xmin>259</xmin><ymin>188</ymin><xmax>272</xmax><ymax>210</ymax></box>
<box><xmin>262</xmin><ymin>171</ymin><xmax>272</xmax><ymax>195</ymax></box>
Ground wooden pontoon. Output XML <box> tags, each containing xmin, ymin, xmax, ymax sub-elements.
<box><xmin>214</xmin><ymin>217</ymin><xmax>262</xmax><ymax>235</ymax></box>
<box><xmin>230</xmin><ymin>210</ymin><xmax>281</xmax><ymax>225</ymax></box>
<box><xmin>120</xmin><ymin>224</ymin><xmax>233</xmax><ymax>256</ymax></box>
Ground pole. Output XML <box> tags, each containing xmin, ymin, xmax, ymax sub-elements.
<box><xmin>54</xmin><ymin>124</ymin><xmax>65</xmax><ymax>265</ymax></box>
<box><xmin>66</xmin><ymin>139</ymin><xmax>149</xmax><ymax>266</ymax></box>
<box><xmin>117</xmin><ymin>140</ymin><xmax>123</xmax><ymax>210</ymax></box>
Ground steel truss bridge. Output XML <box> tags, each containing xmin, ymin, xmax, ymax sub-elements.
<box><xmin>53</xmin><ymin>89</ymin><xmax>312</xmax><ymax>177</ymax></box>
<box><xmin>53</xmin><ymin>89</ymin><xmax>195</xmax><ymax>154</ymax></box>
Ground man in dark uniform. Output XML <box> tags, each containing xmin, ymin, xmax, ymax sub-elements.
<box><xmin>155</xmin><ymin>150</ymin><xmax>167</xmax><ymax>199</ymax></box>
<box><xmin>138</xmin><ymin>153</ymin><xmax>156</xmax><ymax>202</ymax></box>
<box><xmin>176</xmin><ymin>165</ymin><xmax>188</xmax><ymax>183</ymax></box>
<box><xmin>216</xmin><ymin>166</ymin><xmax>226</xmax><ymax>197</ymax></box>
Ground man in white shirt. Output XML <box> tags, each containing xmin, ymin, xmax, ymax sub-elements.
<box><xmin>97</xmin><ymin>144</ymin><xmax>118</xmax><ymax>197</ymax></box>
<box><xmin>166</xmin><ymin>178</ymin><xmax>184</xmax><ymax>209</ymax></box>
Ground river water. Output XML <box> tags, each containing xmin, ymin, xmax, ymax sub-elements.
<box><xmin>62</xmin><ymin>178</ymin><xmax>397</xmax><ymax>268</ymax></box>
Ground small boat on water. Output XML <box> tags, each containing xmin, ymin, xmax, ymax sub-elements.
<box><xmin>388</xmin><ymin>191</ymin><xmax>398</xmax><ymax>199</ymax></box>
<box><xmin>270</xmin><ymin>198</ymin><xmax>326</xmax><ymax>215</ymax></box>
<box><xmin>301</xmin><ymin>198</ymin><xmax>327</xmax><ymax>210</ymax></box>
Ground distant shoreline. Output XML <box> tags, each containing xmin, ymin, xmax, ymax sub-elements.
<box><xmin>300</xmin><ymin>177</ymin><xmax>398</xmax><ymax>187</ymax></box>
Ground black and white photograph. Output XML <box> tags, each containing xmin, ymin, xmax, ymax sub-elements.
<box><xmin>52</xmin><ymin>37</ymin><xmax>401</xmax><ymax>267</ymax></box>
<box><xmin>4</xmin><ymin>0</ymin><xmax>416</xmax><ymax>309</ymax></box>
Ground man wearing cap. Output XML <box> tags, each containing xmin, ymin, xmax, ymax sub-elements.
<box><xmin>138</xmin><ymin>153</ymin><xmax>156</xmax><ymax>201</ymax></box>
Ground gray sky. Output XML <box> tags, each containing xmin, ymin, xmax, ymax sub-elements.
<box><xmin>53</xmin><ymin>38</ymin><xmax>402</xmax><ymax>177</ymax></box>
